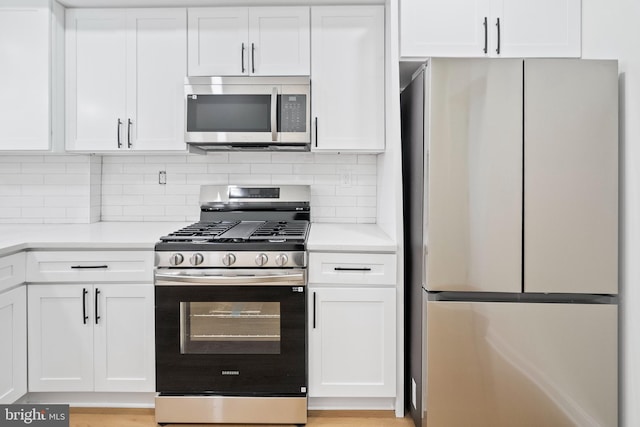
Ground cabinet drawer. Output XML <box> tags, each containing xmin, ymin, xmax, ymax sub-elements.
<box><xmin>0</xmin><ymin>252</ymin><xmax>26</xmax><ymax>293</ymax></box>
<box><xmin>309</xmin><ymin>253</ymin><xmax>396</xmax><ymax>286</ymax></box>
<box><xmin>26</xmin><ymin>251</ymin><xmax>153</xmax><ymax>283</ymax></box>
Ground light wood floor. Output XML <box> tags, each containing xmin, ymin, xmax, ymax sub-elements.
<box><xmin>69</xmin><ymin>408</ymin><xmax>415</xmax><ymax>427</ymax></box>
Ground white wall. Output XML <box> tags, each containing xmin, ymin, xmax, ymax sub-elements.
<box><xmin>582</xmin><ymin>1</ymin><xmax>640</xmax><ymax>426</ymax></box>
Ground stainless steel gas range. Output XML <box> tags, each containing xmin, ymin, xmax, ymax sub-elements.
<box><xmin>154</xmin><ymin>185</ymin><xmax>310</xmax><ymax>426</ymax></box>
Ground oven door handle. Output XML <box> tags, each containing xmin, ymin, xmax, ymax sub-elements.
<box><xmin>154</xmin><ymin>272</ymin><xmax>306</xmax><ymax>286</ymax></box>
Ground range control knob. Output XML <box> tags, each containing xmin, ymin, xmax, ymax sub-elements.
<box><xmin>190</xmin><ymin>253</ymin><xmax>204</xmax><ymax>266</ymax></box>
<box><xmin>275</xmin><ymin>254</ymin><xmax>289</xmax><ymax>266</ymax></box>
<box><xmin>255</xmin><ymin>253</ymin><xmax>269</xmax><ymax>266</ymax></box>
<box><xmin>222</xmin><ymin>253</ymin><xmax>236</xmax><ymax>266</ymax></box>
<box><xmin>169</xmin><ymin>253</ymin><xmax>184</xmax><ymax>266</ymax></box>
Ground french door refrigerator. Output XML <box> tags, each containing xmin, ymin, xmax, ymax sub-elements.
<box><xmin>401</xmin><ymin>58</ymin><xmax>618</xmax><ymax>427</ymax></box>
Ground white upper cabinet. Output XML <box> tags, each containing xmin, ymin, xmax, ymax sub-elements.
<box><xmin>0</xmin><ymin>0</ymin><xmax>61</xmax><ymax>151</ymax></box>
<box><xmin>66</xmin><ymin>8</ymin><xmax>187</xmax><ymax>152</ymax></box>
<box><xmin>311</xmin><ymin>6</ymin><xmax>385</xmax><ymax>152</ymax></box>
<box><xmin>400</xmin><ymin>0</ymin><xmax>581</xmax><ymax>58</ymax></box>
<box><xmin>188</xmin><ymin>7</ymin><xmax>310</xmax><ymax>76</ymax></box>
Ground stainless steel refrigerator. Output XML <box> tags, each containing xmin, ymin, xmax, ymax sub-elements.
<box><xmin>401</xmin><ymin>58</ymin><xmax>618</xmax><ymax>427</ymax></box>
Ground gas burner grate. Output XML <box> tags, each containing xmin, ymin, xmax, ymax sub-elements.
<box><xmin>159</xmin><ymin>221</ymin><xmax>240</xmax><ymax>242</ymax></box>
<box><xmin>249</xmin><ymin>221</ymin><xmax>309</xmax><ymax>241</ymax></box>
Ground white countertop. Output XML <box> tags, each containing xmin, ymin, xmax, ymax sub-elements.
<box><xmin>307</xmin><ymin>223</ymin><xmax>396</xmax><ymax>252</ymax></box>
<box><xmin>0</xmin><ymin>221</ymin><xmax>396</xmax><ymax>257</ymax></box>
<box><xmin>0</xmin><ymin>222</ymin><xmax>190</xmax><ymax>257</ymax></box>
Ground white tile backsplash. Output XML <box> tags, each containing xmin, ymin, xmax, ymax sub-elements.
<box><xmin>0</xmin><ymin>154</ymin><xmax>96</xmax><ymax>224</ymax></box>
<box><xmin>0</xmin><ymin>152</ymin><xmax>377</xmax><ymax>223</ymax></box>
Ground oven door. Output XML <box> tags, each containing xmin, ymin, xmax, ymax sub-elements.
<box><xmin>154</xmin><ymin>269</ymin><xmax>307</xmax><ymax>396</ymax></box>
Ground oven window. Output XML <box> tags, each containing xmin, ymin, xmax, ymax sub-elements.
<box><xmin>180</xmin><ymin>302</ymin><xmax>281</xmax><ymax>355</ymax></box>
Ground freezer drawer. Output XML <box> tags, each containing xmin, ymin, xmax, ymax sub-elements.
<box><xmin>423</xmin><ymin>297</ymin><xmax>617</xmax><ymax>427</ymax></box>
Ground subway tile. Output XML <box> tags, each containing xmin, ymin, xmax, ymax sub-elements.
<box><xmin>314</xmin><ymin>153</ymin><xmax>357</xmax><ymax>164</ymax></box>
<box><xmin>357</xmin><ymin>155</ymin><xmax>378</xmax><ymax>164</ymax></box>
<box><xmin>0</xmin><ymin>207</ymin><xmax>21</xmax><ymax>217</ymax></box>
<box><xmin>271</xmin><ymin>175</ymin><xmax>314</xmax><ymax>185</ymax></box>
<box><xmin>251</xmin><ymin>163</ymin><xmax>293</xmax><ymax>174</ymax></box>
<box><xmin>45</xmin><ymin>154</ymin><xmax>90</xmax><ymax>163</ymax></box>
<box><xmin>271</xmin><ymin>153</ymin><xmax>314</xmax><ymax>164</ymax></box>
<box><xmin>0</xmin><ymin>174</ymin><xmax>44</xmax><ymax>185</ymax></box>
<box><xmin>143</xmin><ymin>194</ymin><xmax>186</xmax><ymax>206</ymax></box>
<box><xmin>165</xmin><ymin>163</ymin><xmax>208</xmax><ymax>174</ymax></box>
<box><xmin>1</xmin><ymin>196</ymin><xmax>45</xmax><ymax>208</ymax></box>
<box><xmin>123</xmin><ymin>163</ymin><xmax>167</xmax><ymax>174</ymax></box>
<box><xmin>0</xmin><ymin>164</ymin><xmax>21</xmax><ymax>174</ymax></box>
<box><xmin>208</xmin><ymin>163</ymin><xmax>251</xmax><ymax>174</ymax></box>
<box><xmin>22</xmin><ymin>163</ymin><xmax>67</xmax><ymax>174</ymax></box>
<box><xmin>0</xmin><ymin>155</ymin><xmax>44</xmax><ymax>163</ymax></box>
<box><xmin>0</xmin><ymin>185</ymin><xmax>21</xmax><ymax>196</ymax></box>
<box><xmin>186</xmin><ymin>174</ymin><xmax>229</xmax><ymax>184</ymax></box>
<box><xmin>145</xmin><ymin>155</ymin><xmax>188</xmax><ymax>164</ymax></box>
<box><xmin>188</xmin><ymin>153</ymin><xmax>228</xmax><ymax>163</ymax></box>
<box><xmin>293</xmin><ymin>164</ymin><xmax>337</xmax><ymax>175</ymax></box>
<box><xmin>228</xmin><ymin>174</ymin><xmax>271</xmax><ymax>185</ymax></box>
<box><xmin>228</xmin><ymin>152</ymin><xmax>271</xmax><ymax>164</ymax></box>
<box><xmin>44</xmin><ymin>174</ymin><xmax>91</xmax><ymax>185</ymax></box>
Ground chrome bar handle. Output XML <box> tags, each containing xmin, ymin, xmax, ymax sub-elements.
<box><xmin>127</xmin><ymin>118</ymin><xmax>132</xmax><ymax>148</ymax></box>
<box><xmin>483</xmin><ymin>17</ymin><xmax>488</xmax><ymax>54</ymax></box>
<box><xmin>155</xmin><ymin>271</ymin><xmax>306</xmax><ymax>286</ymax></box>
<box><xmin>241</xmin><ymin>43</ymin><xmax>245</xmax><ymax>73</ymax></box>
<box><xmin>271</xmin><ymin>87</ymin><xmax>278</xmax><ymax>142</ymax></box>
<box><xmin>496</xmin><ymin>18</ymin><xmax>501</xmax><ymax>54</ymax></box>
<box><xmin>251</xmin><ymin>43</ymin><xmax>256</xmax><ymax>74</ymax></box>
<box><xmin>117</xmin><ymin>118</ymin><xmax>122</xmax><ymax>148</ymax></box>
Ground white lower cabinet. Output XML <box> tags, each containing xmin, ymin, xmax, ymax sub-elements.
<box><xmin>0</xmin><ymin>286</ymin><xmax>27</xmax><ymax>403</ymax></box>
<box><xmin>28</xmin><ymin>284</ymin><xmax>155</xmax><ymax>392</ymax></box>
<box><xmin>308</xmin><ymin>286</ymin><xmax>396</xmax><ymax>397</ymax></box>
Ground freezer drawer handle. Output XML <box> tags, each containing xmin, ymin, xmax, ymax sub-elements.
<box><xmin>334</xmin><ymin>267</ymin><xmax>372</xmax><ymax>272</ymax></box>
<box><xmin>71</xmin><ymin>265</ymin><xmax>109</xmax><ymax>269</ymax></box>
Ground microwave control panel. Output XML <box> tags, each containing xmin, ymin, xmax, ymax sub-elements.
<box><xmin>279</xmin><ymin>95</ymin><xmax>307</xmax><ymax>133</ymax></box>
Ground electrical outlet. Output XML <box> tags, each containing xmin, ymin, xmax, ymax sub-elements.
<box><xmin>159</xmin><ymin>171</ymin><xmax>167</xmax><ymax>185</ymax></box>
<box><xmin>338</xmin><ymin>168</ymin><xmax>353</xmax><ymax>187</ymax></box>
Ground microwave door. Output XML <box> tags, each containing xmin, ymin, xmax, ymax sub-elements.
<box><xmin>185</xmin><ymin>85</ymin><xmax>279</xmax><ymax>144</ymax></box>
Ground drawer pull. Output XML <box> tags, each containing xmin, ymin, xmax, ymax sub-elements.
<box><xmin>334</xmin><ymin>267</ymin><xmax>372</xmax><ymax>272</ymax></box>
<box><xmin>71</xmin><ymin>265</ymin><xmax>109</xmax><ymax>269</ymax></box>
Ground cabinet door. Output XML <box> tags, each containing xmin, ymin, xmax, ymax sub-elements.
<box><xmin>126</xmin><ymin>9</ymin><xmax>187</xmax><ymax>151</ymax></box>
<box><xmin>94</xmin><ymin>284</ymin><xmax>155</xmax><ymax>392</ymax></box>
<box><xmin>309</xmin><ymin>287</ymin><xmax>396</xmax><ymax>397</ymax></box>
<box><xmin>188</xmin><ymin>7</ymin><xmax>248</xmax><ymax>76</ymax></box>
<box><xmin>248</xmin><ymin>7</ymin><xmax>310</xmax><ymax>76</ymax></box>
<box><xmin>0</xmin><ymin>0</ymin><xmax>50</xmax><ymax>150</ymax></box>
<box><xmin>311</xmin><ymin>6</ymin><xmax>385</xmax><ymax>152</ymax></box>
<box><xmin>66</xmin><ymin>9</ymin><xmax>127</xmax><ymax>151</ymax></box>
<box><xmin>492</xmin><ymin>0</ymin><xmax>581</xmax><ymax>58</ymax></box>
<box><xmin>0</xmin><ymin>286</ymin><xmax>27</xmax><ymax>403</ymax></box>
<box><xmin>28</xmin><ymin>285</ymin><xmax>94</xmax><ymax>392</ymax></box>
<box><xmin>400</xmin><ymin>0</ymin><xmax>491</xmax><ymax>58</ymax></box>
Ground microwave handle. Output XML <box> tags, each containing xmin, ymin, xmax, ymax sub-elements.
<box><xmin>271</xmin><ymin>87</ymin><xmax>277</xmax><ymax>142</ymax></box>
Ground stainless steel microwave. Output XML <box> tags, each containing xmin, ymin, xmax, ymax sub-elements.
<box><xmin>185</xmin><ymin>76</ymin><xmax>310</xmax><ymax>153</ymax></box>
